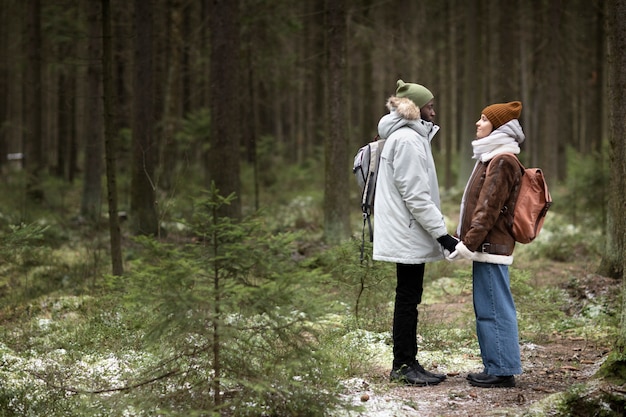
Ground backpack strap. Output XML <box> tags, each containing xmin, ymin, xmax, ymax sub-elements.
<box><xmin>360</xmin><ymin>203</ymin><xmax>374</xmax><ymax>262</ymax></box>
<box><xmin>486</xmin><ymin>153</ymin><xmax>523</xmax><ymax>213</ymax></box>
<box><xmin>359</xmin><ymin>136</ymin><xmax>384</xmax><ymax>263</ymax></box>
<box><xmin>360</xmin><ymin>213</ymin><xmax>372</xmax><ymax>263</ymax></box>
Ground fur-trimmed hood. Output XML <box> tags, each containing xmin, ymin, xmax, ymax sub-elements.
<box><xmin>378</xmin><ymin>96</ymin><xmax>439</xmax><ymax>142</ymax></box>
<box><xmin>385</xmin><ymin>96</ymin><xmax>421</xmax><ymax>120</ymax></box>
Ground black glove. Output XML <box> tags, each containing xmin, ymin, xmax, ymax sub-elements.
<box><xmin>437</xmin><ymin>234</ymin><xmax>459</xmax><ymax>253</ymax></box>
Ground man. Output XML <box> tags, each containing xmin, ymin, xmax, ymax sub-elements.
<box><xmin>373</xmin><ymin>80</ymin><xmax>458</xmax><ymax>386</ymax></box>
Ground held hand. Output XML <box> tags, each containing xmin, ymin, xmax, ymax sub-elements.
<box><xmin>454</xmin><ymin>241</ymin><xmax>476</xmax><ymax>261</ymax></box>
<box><xmin>445</xmin><ymin>249</ymin><xmax>459</xmax><ymax>262</ymax></box>
<box><xmin>437</xmin><ymin>234</ymin><xmax>459</xmax><ymax>253</ymax></box>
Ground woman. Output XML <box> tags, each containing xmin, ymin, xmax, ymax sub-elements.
<box><xmin>451</xmin><ymin>101</ymin><xmax>525</xmax><ymax>388</ymax></box>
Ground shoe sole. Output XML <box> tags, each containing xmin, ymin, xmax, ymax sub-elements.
<box><xmin>414</xmin><ymin>366</ymin><xmax>447</xmax><ymax>382</ymax></box>
<box><xmin>390</xmin><ymin>377</ymin><xmax>443</xmax><ymax>387</ymax></box>
<box><xmin>423</xmin><ymin>373</ymin><xmax>447</xmax><ymax>381</ymax></box>
<box><xmin>468</xmin><ymin>379</ymin><xmax>515</xmax><ymax>388</ymax></box>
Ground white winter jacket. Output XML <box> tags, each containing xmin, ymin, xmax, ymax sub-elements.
<box><xmin>373</xmin><ymin>97</ymin><xmax>447</xmax><ymax>264</ymax></box>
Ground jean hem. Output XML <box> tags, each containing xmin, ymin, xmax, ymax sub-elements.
<box><xmin>484</xmin><ymin>366</ymin><xmax>522</xmax><ymax>376</ymax></box>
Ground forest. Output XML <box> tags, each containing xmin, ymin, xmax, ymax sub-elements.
<box><xmin>0</xmin><ymin>0</ymin><xmax>625</xmax><ymax>416</ymax></box>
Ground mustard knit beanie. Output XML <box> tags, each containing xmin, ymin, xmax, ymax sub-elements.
<box><xmin>395</xmin><ymin>79</ymin><xmax>434</xmax><ymax>108</ymax></box>
<box><xmin>481</xmin><ymin>101</ymin><xmax>522</xmax><ymax>129</ymax></box>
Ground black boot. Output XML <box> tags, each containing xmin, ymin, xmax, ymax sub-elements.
<box><xmin>413</xmin><ymin>361</ymin><xmax>446</xmax><ymax>382</ymax></box>
<box><xmin>467</xmin><ymin>372</ymin><xmax>515</xmax><ymax>388</ymax></box>
<box><xmin>390</xmin><ymin>364</ymin><xmax>442</xmax><ymax>386</ymax></box>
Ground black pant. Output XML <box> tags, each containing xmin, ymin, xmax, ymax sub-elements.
<box><xmin>392</xmin><ymin>263</ymin><xmax>425</xmax><ymax>369</ymax></box>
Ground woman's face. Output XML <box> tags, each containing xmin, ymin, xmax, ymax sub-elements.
<box><xmin>475</xmin><ymin>114</ymin><xmax>493</xmax><ymax>139</ymax></box>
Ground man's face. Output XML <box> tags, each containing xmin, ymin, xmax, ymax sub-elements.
<box><xmin>420</xmin><ymin>99</ymin><xmax>436</xmax><ymax>122</ymax></box>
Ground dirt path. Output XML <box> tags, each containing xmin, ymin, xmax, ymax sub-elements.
<box><xmin>339</xmin><ymin>265</ymin><xmax>621</xmax><ymax>416</ymax></box>
<box><xmin>350</xmin><ymin>337</ymin><xmax>609</xmax><ymax>416</ymax></box>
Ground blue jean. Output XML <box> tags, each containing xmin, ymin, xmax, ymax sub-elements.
<box><xmin>472</xmin><ymin>261</ymin><xmax>522</xmax><ymax>376</ymax></box>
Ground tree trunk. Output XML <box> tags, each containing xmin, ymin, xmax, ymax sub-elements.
<box><xmin>207</xmin><ymin>0</ymin><xmax>241</xmax><ymax>219</ymax></box>
<box><xmin>241</xmin><ymin>28</ymin><xmax>259</xmax><ymax>210</ymax></box>
<box><xmin>3</xmin><ymin>0</ymin><xmax>23</xmax><ymax>175</ymax></box>
<box><xmin>159</xmin><ymin>0</ymin><xmax>183</xmax><ymax>190</ymax></box>
<box><xmin>24</xmin><ymin>0</ymin><xmax>44</xmax><ymax>202</ymax></box>
<box><xmin>102</xmin><ymin>0</ymin><xmax>123</xmax><ymax>276</ymax></box>
<box><xmin>113</xmin><ymin>5</ymin><xmax>132</xmax><ymax>150</ymax></box>
<box><xmin>0</xmin><ymin>2</ymin><xmax>8</xmax><ymax>173</ymax></box>
<box><xmin>304</xmin><ymin>0</ymin><xmax>326</xmax><ymax>165</ymax></box>
<box><xmin>599</xmin><ymin>0</ymin><xmax>626</xmax><ymax>282</ymax></box>
<box><xmin>594</xmin><ymin>3</ymin><xmax>607</xmax><ymax>155</ymax></box>
<box><xmin>81</xmin><ymin>0</ymin><xmax>104</xmax><ymax>221</ymax></box>
<box><xmin>533</xmin><ymin>1</ymin><xmax>564</xmax><ymax>180</ymax></box>
<box><xmin>130</xmin><ymin>0</ymin><xmax>158</xmax><ymax>235</ymax></box>
<box><xmin>324</xmin><ymin>0</ymin><xmax>350</xmax><ymax>244</ymax></box>
<box><xmin>488</xmin><ymin>0</ymin><xmax>519</xmax><ymax>102</ymax></box>
<box><xmin>458</xmin><ymin>0</ymin><xmax>484</xmax><ymax>188</ymax></box>
<box><xmin>352</xmin><ymin>1</ymin><xmax>377</xmax><ymax>150</ymax></box>
<box><xmin>56</xmin><ymin>61</ymin><xmax>73</xmax><ymax>181</ymax></box>
<box><xmin>442</xmin><ymin>0</ymin><xmax>458</xmax><ymax>189</ymax></box>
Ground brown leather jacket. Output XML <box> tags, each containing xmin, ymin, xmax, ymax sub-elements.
<box><xmin>458</xmin><ymin>153</ymin><xmax>523</xmax><ymax>256</ymax></box>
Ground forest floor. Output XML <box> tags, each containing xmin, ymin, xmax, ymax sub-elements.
<box><xmin>337</xmin><ymin>259</ymin><xmax>625</xmax><ymax>417</ymax></box>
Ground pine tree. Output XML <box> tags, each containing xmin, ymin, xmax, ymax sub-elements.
<box><xmin>124</xmin><ymin>183</ymin><xmax>341</xmax><ymax>414</ymax></box>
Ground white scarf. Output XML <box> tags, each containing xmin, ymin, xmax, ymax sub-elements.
<box><xmin>471</xmin><ymin>119</ymin><xmax>524</xmax><ymax>161</ymax></box>
<box><xmin>472</xmin><ymin>134</ymin><xmax>520</xmax><ymax>161</ymax></box>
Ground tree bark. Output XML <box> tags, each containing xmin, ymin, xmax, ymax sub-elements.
<box><xmin>130</xmin><ymin>0</ymin><xmax>158</xmax><ymax>235</ymax></box>
<box><xmin>102</xmin><ymin>0</ymin><xmax>123</xmax><ymax>276</ymax></box>
<box><xmin>3</xmin><ymin>0</ymin><xmax>23</xmax><ymax>174</ymax></box>
<box><xmin>442</xmin><ymin>0</ymin><xmax>458</xmax><ymax>189</ymax></box>
<box><xmin>0</xmin><ymin>2</ymin><xmax>8</xmax><ymax>173</ymax></box>
<box><xmin>159</xmin><ymin>0</ymin><xmax>183</xmax><ymax>190</ymax></box>
<box><xmin>353</xmin><ymin>1</ymin><xmax>377</xmax><ymax>151</ymax></box>
<box><xmin>207</xmin><ymin>0</ymin><xmax>241</xmax><ymax>219</ymax></box>
<box><xmin>24</xmin><ymin>0</ymin><xmax>44</xmax><ymax>202</ymax></box>
<box><xmin>533</xmin><ymin>1</ymin><xmax>564</xmax><ymax>179</ymax></box>
<box><xmin>241</xmin><ymin>26</ymin><xmax>259</xmax><ymax>209</ymax></box>
<box><xmin>458</xmin><ymin>0</ymin><xmax>484</xmax><ymax>188</ymax></box>
<box><xmin>324</xmin><ymin>0</ymin><xmax>350</xmax><ymax>244</ymax></box>
<box><xmin>599</xmin><ymin>0</ymin><xmax>626</xmax><ymax>281</ymax></box>
<box><xmin>56</xmin><ymin>59</ymin><xmax>73</xmax><ymax>181</ymax></box>
<box><xmin>81</xmin><ymin>0</ymin><xmax>104</xmax><ymax>221</ymax></box>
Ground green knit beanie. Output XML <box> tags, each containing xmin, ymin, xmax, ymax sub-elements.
<box><xmin>395</xmin><ymin>79</ymin><xmax>434</xmax><ymax>108</ymax></box>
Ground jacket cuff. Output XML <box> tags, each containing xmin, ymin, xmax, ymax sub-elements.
<box><xmin>458</xmin><ymin>242</ymin><xmax>514</xmax><ymax>265</ymax></box>
<box><xmin>456</xmin><ymin>242</ymin><xmax>475</xmax><ymax>260</ymax></box>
